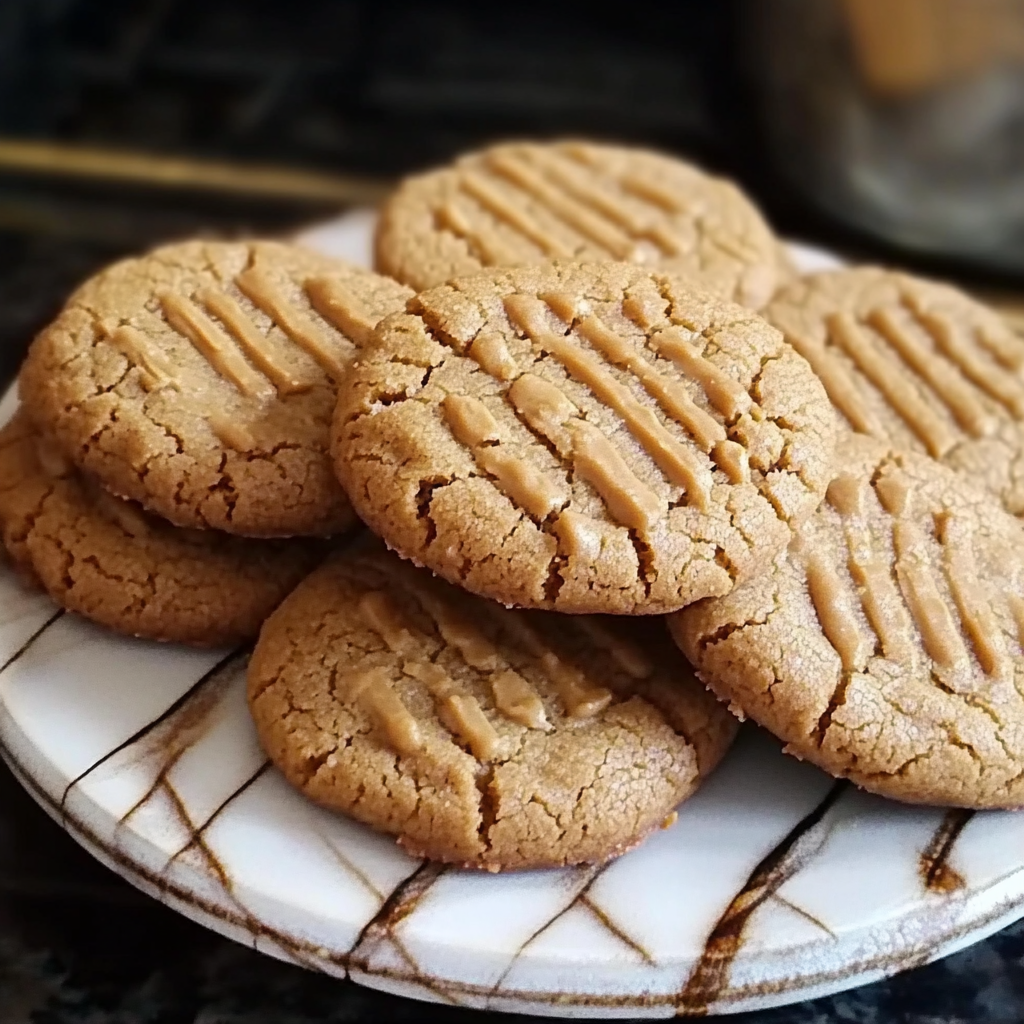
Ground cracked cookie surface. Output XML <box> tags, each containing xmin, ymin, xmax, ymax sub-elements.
<box><xmin>375</xmin><ymin>140</ymin><xmax>788</xmax><ymax>307</ymax></box>
<box><xmin>333</xmin><ymin>261</ymin><xmax>836</xmax><ymax>614</ymax></box>
<box><xmin>766</xmin><ymin>267</ymin><xmax>1024</xmax><ymax>515</ymax></box>
<box><xmin>247</xmin><ymin>540</ymin><xmax>738</xmax><ymax>870</ymax></box>
<box><xmin>0</xmin><ymin>411</ymin><xmax>326</xmax><ymax>645</ymax></box>
<box><xmin>19</xmin><ymin>239</ymin><xmax>412</xmax><ymax>536</ymax></box>
<box><xmin>671</xmin><ymin>434</ymin><xmax>1024</xmax><ymax>809</ymax></box>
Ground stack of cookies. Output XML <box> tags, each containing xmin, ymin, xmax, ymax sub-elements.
<box><xmin>6</xmin><ymin>140</ymin><xmax>1024</xmax><ymax>873</ymax></box>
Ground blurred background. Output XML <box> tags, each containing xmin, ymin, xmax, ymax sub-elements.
<box><xmin>3</xmin><ymin>0</ymin><xmax>1023</xmax><ymax>385</ymax></box>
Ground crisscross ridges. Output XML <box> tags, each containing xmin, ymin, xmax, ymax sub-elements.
<box><xmin>801</xmin><ymin>457</ymin><xmax>1024</xmax><ymax>686</ymax></box>
<box><xmin>673</xmin><ymin>435</ymin><xmax>1024</xmax><ymax>808</ymax></box>
<box><xmin>247</xmin><ymin>542</ymin><xmax>739</xmax><ymax>867</ymax></box>
<box><xmin>336</xmin><ymin>261</ymin><xmax>835</xmax><ymax>614</ymax></box>
<box><xmin>766</xmin><ymin>267</ymin><xmax>1024</xmax><ymax>513</ymax></box>
<box><xmin>102</xmin><ymin>241</ymin><xmax>410</xmax><ymax>450</ymax></box>
<box><xmin>376</xmin><ymin>141</ymin><xmax>783</xmax><ymax>307</ymax></box>
<box><xmin>20</xmin><ymin>239</ymin><xmax>413</xmax><ymax>537</ymax></box>
<box><xmin>343</xmin><ymin>551</ymin><xmax>660</xmax><ymax>764</ymax></box>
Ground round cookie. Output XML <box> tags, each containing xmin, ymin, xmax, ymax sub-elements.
<box><xmin>19</xmin><ymin>239</ymin><xmax>412</xmax><ymax>537</ymax></box>
<box><xmin>671</xmin><ymin>434</ymin><xmax>1024</xmax><ymax>809</ymax></box>
<box><xmin>376</xmin><ymin>140</ymin><xmax>787</xmax><ymax>308</ymax></box>
<box><xmin>333</xmin><ymin>261</ymin><xmax>836</xmax><ymax>614</ymax></box>
<box><xmin>0</xmin><ymin>412</ymin><xmax>325</xmax><ymax>646</ymax></box>
<box><xmin>248</xmin><ymin>540</ymin><xmax>738</xmax><ymax>870</ymax></box>
<box><xmin>766</xmin><ymin>266</ymin><xmax>1024</xmax><ymax>514</ymax></box>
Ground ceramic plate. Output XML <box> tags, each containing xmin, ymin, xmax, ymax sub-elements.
<box><xmin>1</xmin><ymin>214</ymin><xmax>1022</xmax><ymax>1019</ymax></box>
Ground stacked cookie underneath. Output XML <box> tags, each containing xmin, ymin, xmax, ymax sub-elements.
<box><xmin>8</xmin><ymin>140</ymin><xmax>1024</xmax><ymax>872</ymax></box>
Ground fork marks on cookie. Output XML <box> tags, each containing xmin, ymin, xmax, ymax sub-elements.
<box><xmin>786</xmin><ymin>291</ymin><xmax>1024</xmax><ymax>462</ymax></box>
<box><xmin>431</xmin><ymin>142</ymin><xmax>749</xmax><ymax>270</ymax></box>
<box><xmin>816</xmin><ymin>467</ymin><xmax>1018</xmax><ymax>680</ymax></box>
<box><xmin>348</xmin><ymin>574</ymin><xmax>634</xmax><ymax>759</ymax></box>
<box><xmin>148</xmin><ymin>268</ymin><xmax>373</xmax><ymax>404</ymax></box>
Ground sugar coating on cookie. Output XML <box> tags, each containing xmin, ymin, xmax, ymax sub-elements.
<box><xmin>248</xmin><ymin>542</ymin><xmax>737</xmax><ymax>870</ymax></box>
<box><xmin>0</xmin><ymin>412</ymin><xmax>325</xmax><ymax>646</ymax></box>
<box><xmin>672</xmin><ymin>435</ymin><xmax>1024</xmax><ymax>809</ymax></box>
<box><xmin>766</xmin><ymin>267</ymin><xmax>1024</xmax><ymax>514</ymax></box>
<box><xmin>333</xmin><ymin>261</ymin><xmax>836</xmax><ymax>614</ymax></box>
<box><xmin>376</xmin><ymin>140</ymin><xmax>787</xmax><ymax>307</ymax></box>
<box><xmin>19</xmin><ymin>240</ymin><xmax>412</xmax><ymax>537</ymax></box>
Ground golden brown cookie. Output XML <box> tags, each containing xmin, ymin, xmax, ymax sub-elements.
<box><xmin>333</xmin><ymin>261</ymin><xmax>836</xmax><ymax>614</ymax></box>
<box><xmin>0</xmin><ymin>411</ymin><xmax>325</xmax><ymax>646</ymax></box>
<box><xmin>376</xmin><ymin>140</ymin><xmax>787</xmax><ymax>307</ymax></box>
<box><xmin>19</xmin><ymin>240</ymin><xmax>412</xmax><ymax>537</ymax></box>
<box><xmin>671</xmin><ymin>434</ymin><xmax>1024</xmax><ymax>809</ymax></box>
<box><xmin>248</xmin><ymin>541</ymin><xmax>737</xmax><ymax>870</ymax></box>
<box><xmin>766</xmin><ymin>267</ymin><xmax>1024</xmax><ymax>514</ymax></box>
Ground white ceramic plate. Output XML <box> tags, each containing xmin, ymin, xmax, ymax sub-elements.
<box><xmin>1</xmin><ymin>214</ymin><xmax>1022</xmax><ymax>1019</ymax></box>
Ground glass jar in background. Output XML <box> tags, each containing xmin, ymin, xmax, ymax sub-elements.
<box><xmin>750</xmin><ymin>0</ymin><xmax>1024</xmax><ymax>273</ymax></box>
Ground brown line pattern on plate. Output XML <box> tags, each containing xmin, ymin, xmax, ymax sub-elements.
<box><xmin>59</xmin><ymin>647</ymin><xmax>245</xmax><ymax>811</ymax></box>
<box><xmin>318</xmin><ymin>831</ymin><xmax>387</xmax><ymax>905</ymax></box>
<box><xmin>578</xmin><ymin>893</ymin><xmax>657</xmax><ymax>965</ymax></box>
<box><xmin>159</xmin><ymin>772</ymin><xmax>323</xmax><ymax>973</ymax></box>
<box><xmin>487</xmin><ymin>864</ymin><xmax>605</xmax><ymax>996</ymax></box>
<box><xmin>676</xmin><ymin>779</ymin><xmax>849</xmax><ymax>1016</ymax></box>
<box><xmin>347</xmin><ymin>860</ymin><xmax>448</xmax><ymax>943</ymax></box>
<box><xmin>2</xmin><ymin>736</ymin><xmax>412</xmax><ymax>982</ymax></box>
<box><xmin>166</xmin><ymin>760</ymin><xmax>271</xmax><ymax>868</ymax></box>
<box><xmin>920</xmin><ymin>808</ymin><xmax>974</xmax><ymax>894</ymax></box>
<box><xmin>6</xmin><ymin>730</ymin><xmax>1020</xmax><ymax>1012</ymax></box>
<box><xmin>768</xmin><ymin>894</ymin><xmax>839</xmax><ymax>939</ymax></box>
<box><xmin>0</xmin><ymin>608</ymin><xmax>63</xmax><ymax>676</ymax></box>
<box><xmin>346</xmin><ymin>860</ymin><xmax>461</xmax><ymax>1006</ymax></box>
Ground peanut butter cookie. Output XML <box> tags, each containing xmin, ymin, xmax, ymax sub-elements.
<box><xmin>0</xmin><ymin>412</ymin><xmax>325</xmax><ymax>646</ymax></box>
<box><xmin>376</xmin><ymin>141</ymin><xmax>787</xmax><ymax>307</ymax></box>
<box><xmin>248</xmin><ymin>540</ymin><xmax>737</xmax><ymax>870</ymax></box>
<box><xmin>671</xmin><ymin>434</ymin><xmax>1024</xmax><ymax>809</ymax></box>
<box><xmin>333</xmin><ymin>261</ymin><xmax>836</xmax><ymax>614</ymax></box>
<box><xmin>766</xmin><ymin>267</ymin><xmax>1024</xmax><ymax>514</ymax></box>
<box><xmin>19</xmin><ymin>240</ymin><xmax>412</xmax><ymax>537</ymax></box>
